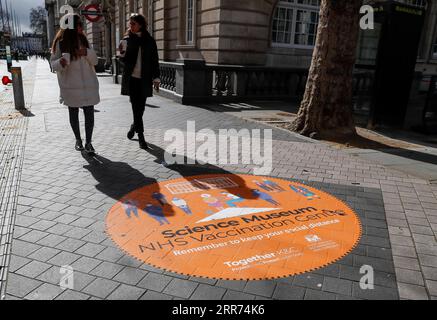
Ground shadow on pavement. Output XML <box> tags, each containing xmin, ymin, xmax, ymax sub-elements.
<box><xmin>191</xmin><ymin>100</ymin><xmax>300</xmax><ymax>114</ymax></box>
<box><xmin>324</xmin><ymin>132</ymin><xmax>437</xmax><ymax>166</ymax></box>
<box><xmin>81</xmin><ymin>153</ymin><xmax>176</xmax><ymax>219</ymax></box>
<box><xmin>80</xmin><ymin>143</ymin><xmax>261</xmax><ymax>219</ymax></box>
<box><xmin>18</xmin><ymin>109</ymin><xmax>35</xmax><ymax>117</ymax></box>
<box><xmin>143</xmin><ymin>142</ymin><xmax>260</xmax><ymax>202</ymax></box>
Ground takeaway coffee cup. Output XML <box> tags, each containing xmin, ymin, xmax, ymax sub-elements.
<box><xmin>61</xmin><ymin>53</ymin><xmax>70</xmax><ymax>65</ymax></box>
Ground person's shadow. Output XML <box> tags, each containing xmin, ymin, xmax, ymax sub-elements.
<box><xmin>82</xmin><ymin>153</ymin><xmax>177</xmax><ymax>220</ymax></box>
<box><xmin>141</xmin><ymin>142</ymin><xmax>259</xmax><ymax>202</ymax></box>
<box><xmin>81</xmin><ymin>141</ymin><xmax>261</xmax><ymax>220</ymax></box>
<box><xmin>146</xmin><ymin>103</ymin><xmax>160</xmax><ymax>109</ymax></box>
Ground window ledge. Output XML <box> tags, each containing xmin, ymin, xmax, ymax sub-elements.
<box><xmin>176</xmin><ymin>44</ymin><xmax>197</xmax><ymax>50</ymax></box>
<box><xmin>271</xmin><ymin>43</ymin><xmax>315</xmax><ymax>50</ymax></box>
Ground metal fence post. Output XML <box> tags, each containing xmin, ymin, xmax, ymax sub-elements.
<box><xmin>10</xmin><ymin>67</ymin><xmax>25</xmax><ymax>110</ymax></box>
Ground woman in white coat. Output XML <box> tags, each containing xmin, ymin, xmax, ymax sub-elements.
<box><xmin>51</xmin><ymin>14</ymin><xmax>100</xmax><ymax>154</ymax></box>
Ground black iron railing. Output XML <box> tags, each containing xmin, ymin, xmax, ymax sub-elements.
<box><xmin>112</xmin><ymin>57</ymin><xmax>375</xmax><ymax>106</ymax></box>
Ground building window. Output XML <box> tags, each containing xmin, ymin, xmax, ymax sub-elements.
<box><xmin>135</xmin><ymin>0</ymin><xmax>140</xmax><ymax>12</ymax></box>
<box><xmin>128</xmin><ymin>0</ymin><xmax>137</xmax><ymax>13</ymax></box>
<box><xmin>272</xmin><ymin>0</ymin><xmax>320</xmax><ymax>49</ymax></box>
<box><xmin>400</xmin><ymin>0</ymin><xmax>427</xmax><ymax>8</ymax></box>
<box><xmin>357</xmin><ymin>22</ymin><xmax>382</xmax><ymax>66</ymax></box>
<box><xmin>186</xmin><ymin>0</ymin><xmax>194</xmax><ymax>43</ymax></box>
<box><xmin>177</xmin><ymin>0</ymin><xmax>196</xmax><ymax>47</ymax></box>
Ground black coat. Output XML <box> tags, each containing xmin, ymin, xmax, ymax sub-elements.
<box><xmin>120</xmin><ymin>31</ymin><xmax>160</xmax><ymax>97</ymax></box>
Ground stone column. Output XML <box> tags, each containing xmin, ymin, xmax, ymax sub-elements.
<box><xmin>45</xmin><ymin>1</ymin><xmax>56</xmax><ymax>48</ymax></box>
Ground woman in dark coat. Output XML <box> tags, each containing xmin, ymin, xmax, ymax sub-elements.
<box><xmin>119</xmin><ymin>13</ymin><xmax>160</xmax><ymax>149</ymax></box>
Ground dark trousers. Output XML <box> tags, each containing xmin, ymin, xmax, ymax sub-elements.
<box><xmin>68</xmin><ymin>106</ymin><xmax>94</xmax><ymax>144</ymax></box>
<box><xmin>129</xmin><ymin>77</ymin><xmax>146</xmax><ymax>134</ymax></box>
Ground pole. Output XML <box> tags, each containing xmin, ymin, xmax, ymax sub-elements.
<box><xmin>46</xmin><ymin>2</ymin><xmax>55</xmax><ymax>48</ymax></box>
<box><xmin>10</xmin><ymin>67</ymin><xmax>25</xmax><ymax>110</ymax></box>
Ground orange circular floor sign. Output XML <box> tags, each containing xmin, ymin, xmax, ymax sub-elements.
<box><xmin>106</xmin><ymin>174</ymin><xmax>361</xmax><ymax>280</ymax></box>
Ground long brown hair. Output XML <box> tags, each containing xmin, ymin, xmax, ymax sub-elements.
<box><xmin>51</xmin><ymin>14</ymin><xmax>89</xmax><ymax>60</ymax></box>
<box><xmin>125</xmin><ymin>13</ymin><xmax>148</xmax><ymax>40</ymax></box>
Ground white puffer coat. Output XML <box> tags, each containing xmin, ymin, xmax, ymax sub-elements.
<box><xmin>50</xmin><ymin>42</ymin><xmax>100</xmax><ymax>108</ymax></box>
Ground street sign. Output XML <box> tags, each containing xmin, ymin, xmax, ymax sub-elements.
<box><xmin>82</xmin><ymin>4</ymin><xmax>103</xmax><ymax>23</ymax></box>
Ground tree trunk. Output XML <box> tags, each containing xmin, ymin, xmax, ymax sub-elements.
<box><xmin>291</xmin><ymin>0</ymin><xmax>362</xmax><ymax>138</ymax></box>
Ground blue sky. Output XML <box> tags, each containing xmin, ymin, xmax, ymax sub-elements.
<box><xmin>2</xmin><ymin>0</ymin><xmax>45</xmax><ymax>33</ymax></box>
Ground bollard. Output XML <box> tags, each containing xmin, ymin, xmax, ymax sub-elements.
<box><xmin>10</xmin><ymin>67</ymin><xmax>25</xmax><ymax>110</ymax></box>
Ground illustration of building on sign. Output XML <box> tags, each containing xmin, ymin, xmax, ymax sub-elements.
<box><xmin>165</xmin><ymin>177</ymin><xmax>238</xmax><ymax>195</ymax></box>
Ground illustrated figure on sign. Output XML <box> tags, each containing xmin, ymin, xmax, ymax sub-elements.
<box><xmin>122</xmin><ymin>200</ymin><xmax>139</xmax><ymax>219</ymax></box>
<box><xmin>144</xmin><ymin>204</ymin><xmax>170</xmax><ymax>225</ymax></box>
<box><xmin>171</xmin><ymin>197</ymin><xmax>193</xmax><ymax>215</ymax></box>
<box><xmin>220</xmin><ymin>192</ymin><xmax>245</xmax><ymax>207</ymax></box>
<box><xmin>201</xmin><ymin>194</ymin><xmax>225</xmax><ymax>211</ymax></box>
<box><xmin>262</xmin><ymin>179</ymin><xmax>285</xmax><ymax>192</ymax></box>
<box><xmin>152</xmin><ymin>192</ymin><xmax>168</xmax><ymax>206</ymax></box>
<box><xmin>252</xmin><ymin>189</ymin><xmax>280</xmax><ymax>206</ymax></box>
<box><xmin>289</xmin><ymin>185</ymin><xmax>320</xmax><ymax>200</ymax></box>
<box><xmin>252</xmin><ymin>180</ymin><xmax>274</xmax><ymax>192</ymax></box>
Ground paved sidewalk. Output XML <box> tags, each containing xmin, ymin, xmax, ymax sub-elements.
<box><xmin>2</xmin><ymin>59</ymin><xmax>437</xmax><ymax>300</ymax></box>
<box><xmin>203</xmin><ymin>102</ymin><xmax>437</xmax><ymax>183</ymax></box>
<box><xmin>0</xmin><ymin>59</ymin><xmax>37</xmax><ymax>297</ymax></box>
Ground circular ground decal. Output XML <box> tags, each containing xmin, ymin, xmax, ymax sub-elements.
<box><xmin>106</xmin><ymin>174</ymin><xmax>361</xmax><ymax>280</ymax></box>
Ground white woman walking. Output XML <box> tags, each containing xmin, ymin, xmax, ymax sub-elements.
<box><xmin>50</xmin><ymin>13</ymin><xmax>100</xmax><ymax>155</ymax></box>
<box><xmin>119</xmin><ymin>13</ymin><xmax>160</xmax><ymax>149</ymax></box>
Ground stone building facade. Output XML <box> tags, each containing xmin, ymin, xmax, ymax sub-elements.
<box><xmin>43</xmin><ymin>0</ymin><xmax>437</xmax><ymax>129</ymax></box>
<box><xmin>45</xmin><ymin>0</ymin><xmax>437</xmax><ymax>70</ymax></box>
<box><xmin>11</xmin><ymin>33</ymin><xmax>45</xmax><ymax>52</ymax></box>
<box><xmin>111</xmin><ymin>0</ymin><xmax>322</xmax><ymax>67</ymax></box>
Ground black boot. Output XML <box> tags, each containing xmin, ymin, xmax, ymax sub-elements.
<box><xmin>127</xmin><ymin>124</ymin><xmax>135</xmax><ymax>140</ymax></box>
<box><xmin>75</xmin><ymin>139</ymin><xmax>84</xmax><ymax>151</ymax></box>
<box><xmin>138</xmin><ymin>133</ymin><xmax>148</xmax><ymax>149</ymax></box>
<box><xmin>85</xmin><ymin>142</ymin><xmax>96</xmax><ymax>155</ymax></box>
